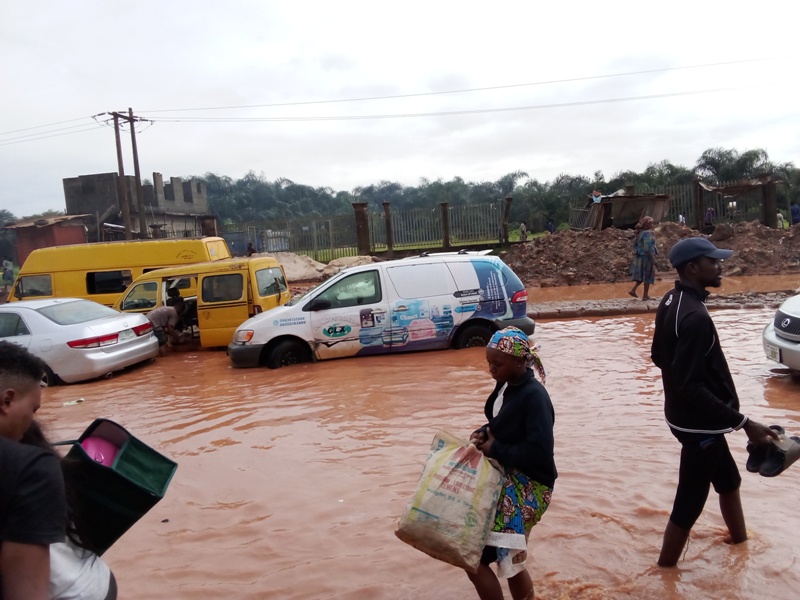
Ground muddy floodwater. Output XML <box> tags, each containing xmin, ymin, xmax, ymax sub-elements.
<box><xmin>37</xmin><ymin>281</ymin><xmax>800</xmax><ymax>599</ymax></box>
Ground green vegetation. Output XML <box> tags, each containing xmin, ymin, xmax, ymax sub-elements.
<box><xmin>3</xmin><ymin>147</ymin><xmax>797</xmax><ymax>236</ymax></box>
<box><xmin>193</xmin><ymin>147</ymin><xmax>795</xmax><ymax>234</ymax></box>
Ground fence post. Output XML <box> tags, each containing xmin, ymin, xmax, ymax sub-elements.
<box><xmin>383</xmin><ymin>201</ymin><xmax>394</xmax><ymax>256</ymax></box>
<box><xmin>502</xmin><ymin>195</ymin><xmax>513</xmax><ymax>244</ymax></box>
<box><xmin>352</xmin><ymin>203</ymin><xmax>371</xmax><ymax>256</ymax></box>
<box><xmin>693</xmin><ymin>178</ymin><xmax>703</xmax><ymax>230</ymax></box>
<box><xmin>440</xmin><ymin>202</ymin><xmax>451</xmax><ymax>250</ymax></box>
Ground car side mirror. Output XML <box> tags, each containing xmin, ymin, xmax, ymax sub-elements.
<box><xmin>306</xmin><ymin>298</ymin><xmax>332</xmax><ymax>312</ymax></box>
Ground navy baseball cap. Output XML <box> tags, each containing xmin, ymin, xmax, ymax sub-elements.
<box><xmin>668</xmin><ymin>237</ymin><xmax>733</xmax><ymax>268</ymax></box>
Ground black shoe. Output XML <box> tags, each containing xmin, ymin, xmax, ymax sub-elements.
<box><xmin>759</xmin><ymin>432</ymin><xmax>800</xmax><ymax>478</ymax></box>
<box><xmin>746</xmin><ymin>442</ymin><xmax>769</xmax><ymax>473</ymax></box>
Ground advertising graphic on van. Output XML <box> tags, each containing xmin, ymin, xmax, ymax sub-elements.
<box><xmin>228</xmin><ymin>253</ymin><xmax>535</xmax><ymax>369</ymax></box>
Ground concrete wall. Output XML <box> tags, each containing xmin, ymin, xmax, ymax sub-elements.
<box><xmin>63</xmin><ymin>173</ymin><xmax>120</xmax><ymax>218</ymax></box>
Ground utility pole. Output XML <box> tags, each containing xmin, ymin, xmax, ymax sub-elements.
<box><xmin>112</xmin><ymin>113</ymin><xmax>133</xmax><ymax>240</ymax></box>
<box><xmin>108</xmin><ymin>109</ymin><xmax>149</xmax><ymax>239</ymax></box>
<box><xmin>128</xmin><ymin>107</ymin><xmax>147</xmax><ymax>237</ymax></box>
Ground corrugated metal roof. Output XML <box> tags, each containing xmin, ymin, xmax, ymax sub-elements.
<box><xmin>3</xmin><ymin>214</ymin><xmax>90</xmax><ymax>229</ymax></box>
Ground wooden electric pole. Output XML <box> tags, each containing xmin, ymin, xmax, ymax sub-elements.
<box><xmin>112</xmin><ymin>113</ymin><xmax>133</xmax><ymax>240</ymax></box>
<box><xmin>128</xmin><ymin>108</ymin><xmax>147</xmax><ymax>237</ymax></box>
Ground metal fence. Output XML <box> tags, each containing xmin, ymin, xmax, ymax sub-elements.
<box><xmin>370</xmin><ymin>201</ymin><xmax>504</xmax><ymax>251</ymax></box>
<box><xmin>223</xmin><ymin>201</ymin><xmax>505</xmax><ymax>263</ymax></box>
<box><xmin>220</xmin><ymin>214</ymin><xmax>359</xmax><ymax>262</ymax></box>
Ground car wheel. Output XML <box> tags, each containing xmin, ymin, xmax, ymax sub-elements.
<box><xmin>454</xmin><ymin>324</ymin><xmax>493</xmax><ymax>349</ymax></box>
<box><xmin>41</xmin><ymin>365</ymin><xmax>61</xmax><ymax>387</ymax></box>
<box><xmin>266</xmin><ymin>339</ymin><xmax>311</xmax><ymax>369</ymax></box>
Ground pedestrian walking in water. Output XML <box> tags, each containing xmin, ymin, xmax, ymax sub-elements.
<box><xmin>628</xmin><ymin>216</ymin><xmax>657</xmax><ymax>300</ymax></box>
<box><xmin>650</xmin><ymin>238</ymin><xmax>777</xmax><ymax>567</ymax></box>
<box><xmin>467</xmin><ymin>327</ymin><xmax>556</xmax><ymax>600</ymax></box>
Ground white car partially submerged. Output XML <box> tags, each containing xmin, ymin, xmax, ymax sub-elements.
<box><xmin>0</xmin><ymin>298</ymin><xmax>159</xmax><ymax>385</ymax></box>
<box><xmin>763</xmin><ymin>294</ymin><xmax>800</xmax><ymax>373</ymax></box>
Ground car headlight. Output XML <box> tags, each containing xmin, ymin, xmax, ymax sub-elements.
<box><xmin>233</xmin><ymin>330</ymin><xmax>254</xmax><ymax>343</ymax></box>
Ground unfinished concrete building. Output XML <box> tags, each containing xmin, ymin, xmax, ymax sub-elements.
<box><xmin>63</xmin><ymin>172</ymin><xmax>218</xmax><ymax>242</ymax></box>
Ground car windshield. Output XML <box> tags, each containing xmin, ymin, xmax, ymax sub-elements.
<box><xmin>37</xmin><ymin>300</ymin><xmax>120</xmax><ymax>325</ymax></box>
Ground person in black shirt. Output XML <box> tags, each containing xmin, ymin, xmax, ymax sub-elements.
<box><xmin>651</xmin><ymin>238</ymin><xmax>776</xmax><ymax>567</ymax></box>
<box><xmin>0</xmin><ymin>341</ymin><xmax>67</xmax><ymax>600</ymax></box>
<box><xmin>468</xmin><ymin>327</ymin><xmax>555</xmax><ymax>600</ymax></box>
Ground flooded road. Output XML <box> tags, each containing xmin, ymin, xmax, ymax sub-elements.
<box><xmin>37</xmin><ymin>302</ymin><xmax>800</xmax><ymax>598</ymax></box>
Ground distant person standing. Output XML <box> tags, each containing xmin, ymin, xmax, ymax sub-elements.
<box><xmin>546</xmin><ymin>218</ymin><xmax>556</xmax><ymax>235</ymax></box>
<box><xmin>651</xmin><ymin>238</ymin><xmax>777</xmax><ymax>567</ymax></box>
<box><xmin>777</xmin><ymin>212</ymin><xmax>785</xmax><ymax>229</ymax></box>
<box><xmin>791</xmin><ymin>202</ymin><xmax>800</xmax><ymax>226</ymax></box>
<box><xmin>2</xmin><ymin>256</ymin><xmax>12</xmax><ymax>294</ymax></box>
<box><xmin>519</xmin><ymin>222</ymin><xmax>527</xmax><ymax>242</ymax></box>
<box><xmin>678</xmin><ymin>214</ymin><xmax>686</xmax><ymax>225</ymax></box>
<box><xmin>246</xmin><ymin>242</ymin><xmax>255</xmax><ymax>257</ymax></box>
<box><xmin>628</xmin><ymin>216</ymin><xmax>657</xmax><ymax>301</ymax></box>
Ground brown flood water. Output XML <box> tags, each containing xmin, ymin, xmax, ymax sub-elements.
<box><xmin>529</xmin><ymin>274</ymin><xmax>799</xmax><ymax>303</ymax></box>
<box><xmin>36</xmin><ymin>277</ymin><xmax>800</xmax><ymax>599</ymax></box>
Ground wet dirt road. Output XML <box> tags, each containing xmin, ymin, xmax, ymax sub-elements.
<box><xmin>37</xmin><ymin>285</ymin><xmax>800</xmax><ymax>599</ymax></box>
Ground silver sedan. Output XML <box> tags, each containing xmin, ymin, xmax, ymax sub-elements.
<box><xmin>0</xmin><ymin>298</ymin><xmax>159</xmax><ymax>385</ymax></box>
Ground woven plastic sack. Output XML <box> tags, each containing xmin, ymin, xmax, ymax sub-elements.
<box><xmin>395</xmin><ymin>431</ymin><xmax>503</xmax><ymax>573</ymax></box>
<box><xmin>62</xmin><ymin>419</ymin><xmax>178</xmax><ymax>555</ymax></box>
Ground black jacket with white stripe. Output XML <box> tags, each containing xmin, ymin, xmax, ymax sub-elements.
<box><xmin>650</xmin><ymin>281</ymin><xmax>747</xmax><ymax>439</ymax></box>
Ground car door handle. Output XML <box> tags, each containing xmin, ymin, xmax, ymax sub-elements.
<box><xmin>395</xmin><ymin>305</ymin><xmax>408</xmax><ymax>311</ymax></box>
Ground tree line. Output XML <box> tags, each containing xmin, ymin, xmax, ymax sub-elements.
<box><xmin>193</xmin><ymin>147</ymin><xmax>798</xmax><ymax>232</ymax></box>
<box><xmin>2</xmin><ymin>147</ymin><xmax>797</xmax><ymax>235</ymax></box>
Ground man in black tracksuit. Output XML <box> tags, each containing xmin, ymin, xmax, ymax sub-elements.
<box><xmin>651</xmin><ymin>237</ymin><xmax>776</xmax><ymax>567</ymax></box>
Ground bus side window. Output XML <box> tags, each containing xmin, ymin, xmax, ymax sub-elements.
<box><xmin>86</xmin><ymin>270</ymin><xmax>132</xmax><ymax>295</ymax></box>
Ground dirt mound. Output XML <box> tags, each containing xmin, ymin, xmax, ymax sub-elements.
<box><xmin>502</xmin><ymin>221</ymin><xmax>800</xmax><ymax>287</ymax></box>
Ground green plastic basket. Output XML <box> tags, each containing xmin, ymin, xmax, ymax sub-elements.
<box><xmin>62</xmin><ymin>419</ymin><xmax>178</xmax><ymax>555</ymax></box>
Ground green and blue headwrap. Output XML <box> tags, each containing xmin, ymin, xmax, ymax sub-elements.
<box><xmin>487</xmin><ymin>326</ymin><xmax>546</xmax><ymax>384</ymax></box>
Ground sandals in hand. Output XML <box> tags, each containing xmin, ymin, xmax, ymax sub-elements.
<box><xmin>758</xmin><ymin>426</ymin><xmax>800</xmax><ymax>478</ymax></box>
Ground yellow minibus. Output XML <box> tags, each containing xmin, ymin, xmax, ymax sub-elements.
<box><xmin>114</xmin><ymin>256</ymin><xmax>290</xmax><ymax>348</ymax></box>
<box><xmin>10</xmin><ymin>237</ymin><xmax>230</xmax><ymax>306</ymax></box>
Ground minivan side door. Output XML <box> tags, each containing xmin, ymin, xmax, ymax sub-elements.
<box><xmin>197</xmin><ymin>271</ymin><xmax>249</xmax><ymax>347</ymax></box>
<box><xmin>307</xmin><ymin>269</ymin><xmax>389</xmax><ymax>360</ymax></box>
<box><xmin>384</xmin><ymin>262</ymin><xmax>459</xmax><ymax>351</ymax></box>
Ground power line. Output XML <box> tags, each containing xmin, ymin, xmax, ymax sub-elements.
<box><xmin>140</xmin><ymin>55</ymin><xmax>795</xmax><ymax>114</ymax></box>
<box><xmin>142</xmin><ymin>83</ymin><xmax>780</xmax><ymax>124</ymax></box>
<box><xmin>0</xmin><ymin>116</ymin><xmax>95</xmax><ymax>137</ymax></box>
<box><xmin>0</xmin><ymin>125</ymin><xmax>105</xmax><ymax>147</ymax></box>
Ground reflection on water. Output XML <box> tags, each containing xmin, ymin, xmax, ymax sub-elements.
<box><xmin>38</xmin><ymin>307</ymin><xmax>800</xmax><ymax>599</ymax></box>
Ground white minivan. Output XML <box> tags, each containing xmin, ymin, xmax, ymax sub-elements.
<box><xmin>227</xmin><ymin>253</ymin><xmax>535</xmax><ymax>368</ymax></box>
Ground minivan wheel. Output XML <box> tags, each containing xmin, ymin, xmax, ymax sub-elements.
<box><xmin>454</xmin><ymin>324</ymin><xmax>493</xmax><ymax>349</ymax></box>
<box><xmin>266</xmin><ymin>340</ymin><xmax>311</xmax><ymax>369</ymax></box>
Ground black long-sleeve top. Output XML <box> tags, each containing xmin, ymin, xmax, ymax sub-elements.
<box><xmin>650</xmin><ymin>281</ymin><xmax>747</xmax><ymax>437</ymax></box>
<box><xmin>477</xmin><ymin>369</ymin><xmax>557</xmax><ymax>488</ymax></box>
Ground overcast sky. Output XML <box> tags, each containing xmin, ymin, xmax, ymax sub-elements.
<box><xmin>1</xmin><ymin>1</ymin><xmax>798</xmax><ymax>217</ymax></box>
